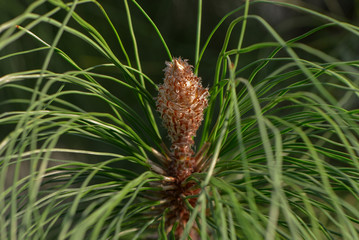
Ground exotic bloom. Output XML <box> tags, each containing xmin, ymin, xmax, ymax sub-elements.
<box><xmin>156</xmin><ymin>57</ymin><xmax>209</xmax><ymax>181</ymax></box>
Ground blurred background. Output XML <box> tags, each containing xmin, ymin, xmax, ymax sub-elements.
<box><xmin>1</xmin><ymin>0</ymin><xmax>358</xmax><ymax>86</ymax></box>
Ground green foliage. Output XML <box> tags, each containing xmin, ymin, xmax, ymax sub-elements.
<box><xmin>1</xmin><ymin>0</ymin><xmax>359</xmax><ymax>239</ymax></box>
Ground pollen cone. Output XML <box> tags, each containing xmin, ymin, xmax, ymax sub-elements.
<box><xmin>156</xmin><ymin>57</ymin><xmax>209</xmax><ymax>162</ymax></box>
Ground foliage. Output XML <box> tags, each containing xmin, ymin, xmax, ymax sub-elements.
<box><xmin>0</xmin><ymin>0</ymin><xmax>359</xmax><ymax>239</ymax></box>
